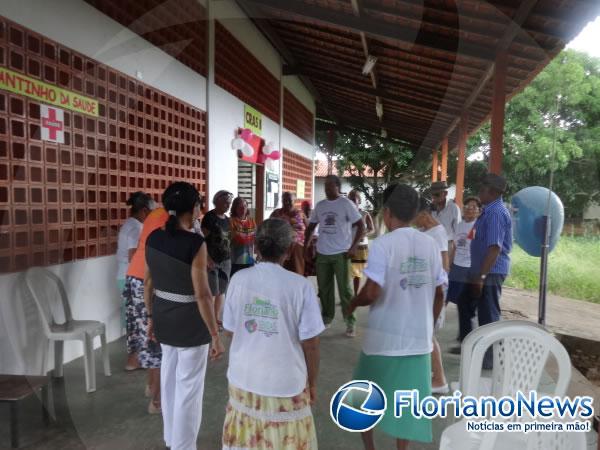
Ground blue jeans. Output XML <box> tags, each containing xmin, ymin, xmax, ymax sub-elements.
<box><xmin>460</xmin><ymin>273</ymin><xmax>506</xmax><ymax>368</ymax></box>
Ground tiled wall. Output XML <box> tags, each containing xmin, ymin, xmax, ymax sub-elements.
<box><xmin>283</xmin><ymin>88</ymin><xmax>314</xmax><ymax>144</ymax></box>
<box><xmin>282</xmin><ymin>149</ymin><xmax>313</xmax><ymax>206</ymax></box>
<box><xmin>214</xmin><ymin>21</ymin><xmax>280</xmax><ymax>123</ymax></box>
<box><xmin>0</xmin><ymin>18</ymin><xmax>207</xmax><ymax>273</ymax></box>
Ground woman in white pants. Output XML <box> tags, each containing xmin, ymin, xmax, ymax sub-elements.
<box><xmin>144</xmin><ymin>182</ymin><xmax>225</xmax><ymax>450</ymax></box>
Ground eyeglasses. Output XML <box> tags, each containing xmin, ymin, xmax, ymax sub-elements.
<box><xmin>464</xmin><ymin>206</ymin><xmax>480</xmax><ymax>211</ymax></box>
<box><xmin>432</xmin><ymin>192</ymin><xmax>443</xmax><ymax>197</ymax></box>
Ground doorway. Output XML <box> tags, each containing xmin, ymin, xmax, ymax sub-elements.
<box><xmin>237</xmin><ymin>160</ymin><xmax>264</xmax><ymax>224</ymax></box>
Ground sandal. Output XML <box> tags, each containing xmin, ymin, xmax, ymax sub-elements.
<box><xmin>148</xmin><ymin>399</ymin><xmax>161</xmax><ymax>415</ymax></box>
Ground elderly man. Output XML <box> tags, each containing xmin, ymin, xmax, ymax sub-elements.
<box><xmin>431</xmin><ymin>181</ymin><xmax>461</xmax><ymax>251</ymax></box>
<box><xmin>305</xmin><ymin>175</ymin><xmax>365</xmax><ymax>337</ymax></box>
<box><xmin>468</xmin><ymin>173</ymin><xmax>512</xmax><ymax>368</ymax></box>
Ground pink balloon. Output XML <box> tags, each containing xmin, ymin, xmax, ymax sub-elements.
<box><xmin>240</xmin><ymin>128</ymin><xmax>253</xmax><ymax>141</ymax></box>
<box><xmin>267</xmin><ymin>151</ymin><xmax>280</xmax><ymax>160</ymax></box>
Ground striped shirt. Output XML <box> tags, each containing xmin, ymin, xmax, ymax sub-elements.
<box><xmin>470</xmin><ymin>198</ymin><xmax>512</xmax><ymax>275</ymax></box>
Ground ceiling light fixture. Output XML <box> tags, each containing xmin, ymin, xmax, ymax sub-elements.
<box><xmin>375</xmin><ymin>101</ymin><xmax>384</xmax><ymax>119</ymax></box>
<box><xmin>362</xmin><ymin>55</ymin><xmax>378</xmax><ymax>75</ymax></box>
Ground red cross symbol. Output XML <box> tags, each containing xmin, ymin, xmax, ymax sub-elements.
<box><xmin>42</xmin><ymin>108</ymin><xmax>64</xmax><ymax>140</ymax></box>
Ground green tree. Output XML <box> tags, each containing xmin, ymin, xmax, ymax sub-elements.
<box><xmin>316</xmin><ymin>129</ymin><xmax>415</xmax><ymax>215</ymax></box>
<box><xmin>466</xmin><ymin>50</ymin><xmax>600</xmax><ymax>217</ymax></box>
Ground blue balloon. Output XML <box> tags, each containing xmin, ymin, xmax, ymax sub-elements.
<box><xmin>511</xmin><ymin>187</ymin><xmax>564</xmax><ymax>257</ymax></box>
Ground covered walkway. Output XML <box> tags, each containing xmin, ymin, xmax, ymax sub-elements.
<box><xmin>1</xmin><ymin>301</ymin><xmax>598</xmax><ymax>449</ymax></box>
<box><xmin>239</xmin><ymin>0</ymin><xmax>600</xmax><ymax>200</ymax></box>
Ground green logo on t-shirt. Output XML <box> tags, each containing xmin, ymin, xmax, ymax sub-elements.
<box><xmin>243</xmin><ymin>297</ymin><xmax>279</xmax><ymax>336</ymax></box>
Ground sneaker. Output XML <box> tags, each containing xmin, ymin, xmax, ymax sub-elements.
<box><xmin>345</xmin><ymin>325</ymin><xmax>356</xmax><ymax>338</ymax></box>
<box><xmin>148</xmin><ymin>400</ymin><xmax>161</xmax><ymax>415</ymax></box>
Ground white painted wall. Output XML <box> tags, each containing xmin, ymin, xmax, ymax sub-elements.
<box><xmin>0</xmin><ymin>0</ymin><xmax>317</xmax><ymax>374</ymax></box>
<box><xmin>211</xmin><ymin>0</ymin><xmax>281</xmax><ymax>79</ymax></box>
<box><xmin>0</xmin><ymin>0</ymin><xmax>208</xmax><ymax>374</ymax></box>
<box><xmin>0</xmin><ymin>0</ymin><xmax>207</xmax><ymax>110</ymax></box>
<box><xmin>208</xmin><ymin>0</ymin><xmax>284</xmax><ymax>216</ymax></box>
<box><xmin>584</xmin><ymin>202</ymin><xmax>600</xmax><ymax>220</ymax></box>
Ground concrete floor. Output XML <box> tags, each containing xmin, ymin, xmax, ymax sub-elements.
<box><xmin>1</xmin><ymin>302</ymin><xmax>597</xmax><ymax>450</ymax></box>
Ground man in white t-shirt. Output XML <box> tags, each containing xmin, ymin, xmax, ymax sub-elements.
<box><xmin>349</xmin><ymin>184</ymin><xmax>446</xmax><ymax>449</ymax></box>
<box><xmin>431</xmin><ymin>181</ymin><xmax>461</xmax><ymax>252</ymax></box>
<box><xmin>304</xmin><ymin>175</ymin><xmax>364</xmax><ymax>337</ymax></box>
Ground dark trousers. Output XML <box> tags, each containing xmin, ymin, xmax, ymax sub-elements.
<box><xmin>458</xmin><ymin>274</ymin><xmax>505</xmax><ymax>368</ymax></box>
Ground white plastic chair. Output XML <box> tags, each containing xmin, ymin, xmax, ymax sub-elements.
<box><xmin>440</xmin><ymin>320</ymin><xmax>577</xmax><ymax>450</ymax></box>
<box><xmin>458</xmin><ymin>320</ymin><xmax>551</xmax><ymax>397</ymax></box>
<box><xmin>23</xmin><ymin>267</ymin><xmax>111</xmax><ymax>393</ymax></box>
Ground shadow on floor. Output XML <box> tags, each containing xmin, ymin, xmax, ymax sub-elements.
<box><xmin>0</xmin><ymin>305</ymin><xmax>464</xmax><ymax>450</ymax></box>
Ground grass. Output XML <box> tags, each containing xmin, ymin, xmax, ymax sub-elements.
<box><xmin>506</xmin><ymin>235</ymin><xmax>600</xmax><ymax>304</ymax></box>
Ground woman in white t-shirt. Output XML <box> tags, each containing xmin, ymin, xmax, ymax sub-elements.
<box><xmin>349</xmin><ymin>184</ymin><xmax>445</xmax><ymax>449</ymax></box>
<box><xmin>116</xmin><ymin>192</ymin><xmax>154</xmax><ymax>333</ymax></box>
<box><xmin>222</xmin><ymin>219</ymin><xmax>325</xmax><ymax>450</ymax></box>
<box><xmin>412</xmin><ymin>197</ymin><xmax>450</xmax><ymax>395</ymax></box>
<box><xmin>448</xmin><ymin>197</ymin><xmax>481</xmax><ymax>345</ymax></box>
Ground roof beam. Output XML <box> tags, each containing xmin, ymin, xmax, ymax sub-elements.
<box><xmin>289</xmin><ymin>61</ymin><xmax>467</xmax><ymax>108</ymax></box>
<box><xmin>435</xmin><ymin>0</ymin><xmax>541</xmax><ymax>150</ymax></box>
<box><xmin>244</xmin><ymin>0</ymin><xmax>495</xmax><ymax>62</ymax></box>
<box><xmin>235</xmin><ymin>0</ymin><xmax>341</xmax><ymax>124</ymax></box>
<box><xmin>301</xmin><ymin>71</ymin><xmax>460</xmax><ymax>117</ymax></box>
<box><xmin>361</xmin><ymin>0</ymin><xmax>562</xmax><ymax>49</ymax></box>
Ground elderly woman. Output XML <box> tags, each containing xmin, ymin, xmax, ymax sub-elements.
<box><xmin>349</xmin><ymin>184</ymin><xmax>445</xmax><ymax>450</ymax></box>
<box><xmin>229</xmin><ymin>196</ymin><xmax>256</xmax><ymax>277</ymax></box>
<box><xmin>201</xmin><ymin>190</ymin><xmax>233</xmax><ymax>330</ymax></box>
<box><xmin>222</xmin><ymin>219</ymin><xmax>325</xmax><ymax>450</ymax></box>
<box><xmin>270</xmin><ymin>192</ymin><xmax>307</xmax><ymax>275</ymax></box>
<box><xmin>145</xmin><ymin>182</ymin><xmax>224</xmax><ymax>450</ymax></box>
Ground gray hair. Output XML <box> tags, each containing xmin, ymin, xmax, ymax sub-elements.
<box><xmin>256</xmin><ymin>219</ymin><xmax>295</xmax><ymax>259</ymax></box>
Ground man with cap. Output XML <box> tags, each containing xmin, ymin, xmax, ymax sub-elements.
<box><xmin>466</xmin><ymin>173</ymin><xmax>512</xmax><ymax>368</ymax></box>
<box><xmin>431</xmin><ymin>181</ymin><xmax>462</xmax><ymax>252</ymax></box>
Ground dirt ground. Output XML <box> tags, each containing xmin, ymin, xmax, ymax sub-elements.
<box><xmin>502</xmin><ymin>287</ymin><xmax>600</xmax><ymax>388</ymax></box>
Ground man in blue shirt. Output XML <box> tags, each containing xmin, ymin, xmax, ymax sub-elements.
<box><xmin>464</xmin><ymin>173</ymin><xmax>512</xmax><ymax>368</ymax></box>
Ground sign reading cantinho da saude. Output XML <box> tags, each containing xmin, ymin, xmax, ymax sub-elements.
<box><xmin>0</xmin><ymin>67</ymin><xmax>99</xmax><ymax>117</ymax></box>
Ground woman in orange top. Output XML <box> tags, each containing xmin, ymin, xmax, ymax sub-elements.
<box><xmin>124</xmin><ymin>206</ymin><xmax>168</xmax><ymax>414</ymax></box>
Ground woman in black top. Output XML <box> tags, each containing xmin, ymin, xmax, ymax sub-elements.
<box><xmin>144</xmin><ymin>182</ymin><xmax>224</xmax><ymax>450</ymax></box>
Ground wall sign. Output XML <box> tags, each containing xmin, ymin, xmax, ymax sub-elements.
<box><xmin>266</xmin><ymin>171</ymin><xmax>279</xmax><ymax>209</ymax></box>
<box><xmin>41</xmin><ymin>105</ymin><xmax>65</xmax><ymax>143</ymax></box>
<box><xmin>296</xmin><ymin>179</ymin><xmax>306</xmax><ymax>199</ymax></box>
<box><xmin>0</xmin><ymin>67</ymin><xmax>99</xmax><ymax>116</ymax></box>
<box><xmin>244</xmin><ymin>104</ymin><xmax>262</xmax><ymax>136</ymax></box>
